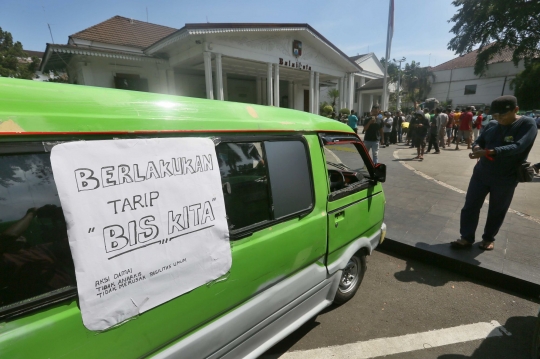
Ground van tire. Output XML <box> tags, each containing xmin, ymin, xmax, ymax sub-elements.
<box><xmin>333</xmin><ymin>252</ymin><xmax>366</xmax><ymax>305</ymax></box>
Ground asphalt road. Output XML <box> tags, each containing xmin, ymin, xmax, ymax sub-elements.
<box><xmin>262</xmin><ymin>248</ymin><xmax>539</xmax><ymax>358</ymax></box>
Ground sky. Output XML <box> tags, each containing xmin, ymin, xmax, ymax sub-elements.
<box><xmin>2</xmin><ymin>0</ymin><xmax>460</xmax><ymax>68</ymax></box>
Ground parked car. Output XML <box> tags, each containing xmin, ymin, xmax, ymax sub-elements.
<box><xmin>0</xmin><ymin>78</ymin><xmax>386</xmax><ymax>358</ymax></box>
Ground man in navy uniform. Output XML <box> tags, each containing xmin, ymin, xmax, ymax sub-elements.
<box><xmin>451</xmin><ymin>96</ymin><xmax>537</xmax><ymax>250</ymax></box>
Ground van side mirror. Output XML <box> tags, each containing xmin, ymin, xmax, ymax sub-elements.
<box><xmin>373</xmin><ymin>163</ymin><xmax>386</xmax><ymax>183</ymax></box>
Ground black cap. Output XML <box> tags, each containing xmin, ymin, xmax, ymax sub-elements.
<box><xmin>490</xmin><ymin>95</ymin><xmax>518</xmax><ymax>115</ymax></box>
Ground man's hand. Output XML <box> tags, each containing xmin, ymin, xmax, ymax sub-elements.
<box><xmin>469</xmin><ymin>150</ymin><xmax>486</xmax><ymax>159</ymax></box>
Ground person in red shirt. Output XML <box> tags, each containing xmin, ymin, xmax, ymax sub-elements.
<box><xmin>473</xmin><ymin>110</ymin><xmax>483</xmax><ymax>141</ymax></box>
<box><xmin>456</xmin><ymin>106</ymin><xmax>473</xmax><ymax>150</ymax></box>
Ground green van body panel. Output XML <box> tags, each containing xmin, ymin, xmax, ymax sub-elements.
<box><xmin>0</xmin><ymin>78</ymin><xmax>348</xmax><ymax>136</ymax></box>
<box><xmin>0</xmin><ymin>78</ymin><xmax>386</xmax><ymax>358</ymax></box>
<box><xmin>326</xmin><ymin>184</ymin><xmax>385</xmax><ymax>255</ymax></box>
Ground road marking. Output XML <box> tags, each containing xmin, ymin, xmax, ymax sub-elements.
<box><xmin>393</xmin><ymin>149</ymin><xmax>540</xmax><ymax>226</ymax></box>
<box><xmin>270</xmin><ymin>320</ymin><xmax>509</xmax><ymax>359</ymax></box>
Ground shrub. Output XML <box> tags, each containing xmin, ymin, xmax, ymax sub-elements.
<box><xmin>339</xmin><ymin>108</ymin><xmax>351</xmax><ymax>115</ymax></box>
<box><xmin>321</xmin><ymin>105</ymin><xmax>333</xmax><ymax>116</ymax></box>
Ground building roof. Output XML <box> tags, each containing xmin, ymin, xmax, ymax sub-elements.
<box><xmin>146</xmin><ymin>23</ymin><xmax>362</xmax><ymax>71</ymax></box>
<box><xmin>357</xmin><ymin>78</ymin><xmax>384</xmax><ymax>91</ymax></box>
<box><xmin>349</xmin><ymin>53</ymin><xmax>369</xmax><ymax>62</ymax></box>
<box><xmin>40</xmin><ymin>43</ymin><xmax>165</xmax><ymax>72</ymax></box>
<box><xmin>24</xmin><ymin>50</ymin><xmax>44</xmax><ymax>58</ymax></box>
<box><xmin>431</xmin><ymin>46</ymin><xmax>515</xmax><ymax>72</ymax></box>
<box><xmin>0</xmin><ymin>77</ymin><xmax>351</xmax><ymax>135</ymax></box>
<box><xmin>69</xmin><ymin>15</ymin><xmax>177</xmax><ymax>49</ymax></box>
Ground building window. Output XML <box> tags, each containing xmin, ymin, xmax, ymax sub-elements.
<box><xmin>114</xmin><ymin>73</ymin><xmax>149</xmax><ymax>92</ymax></box>
<box><xmin>464</xmin><ymin>85</ymin><xmax>477</xmax><ymax>95</ymax></box>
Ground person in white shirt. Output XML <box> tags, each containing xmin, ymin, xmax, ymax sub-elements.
<box><xmin>382</xmin><ymin>111</ymin><xmax>393</xmax><ymax>147</ymax></box>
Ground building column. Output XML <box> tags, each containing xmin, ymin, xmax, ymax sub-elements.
<box><xmin>267</xmin><ymin>63</ymin><xmax>273</xmax><ymax>106</ymax></box>
<box><xmin>314</xmin><ymin>72</ymin><xmax>320</xmax><ymax>114</ymax></box>
<box><xmin>348</xmin><ymin>73</ymin><xmax>355</xmax><ymax>111</ymax></box>
<box><xmin>223</xmin><ymin>72</ymin><xmax>228</xmax><ymax>101</ymax></box>
<box><xmin>215</xmin><ymin>54</ymin><xmax>224</xmax><ymax>101</ymax></box>
<box><xmin>273</xmin><ymin>63</ymin><xmax>280</xmax><ymax>107</ymax></box>
<box><xmin>262</xmin><ymin>78</ymin><xmax>267</xmax><ymax>105</ymax></box>
<box><xmin>338</xmin><ymin>77</ymin><xmax>343</xmax><ymax>110</ymax></box>
<box><xmin>256</xmin><ymin>77</ymin><xmax>262</xmax><ymax>105</ymax></box>
<box><xmin>288</xmin><ymin>81</ymin><xmax>294</xmax><ymax>109</ymax></box>
<box><xmin>369</xmin><ymin>94</ymin><xmax>374</xmax><ymax>111</ymax></box>
<box><xmin>166</xmin><ymin>69</ymin><xmax>176</xmax><ymax>95</ymax></box>
<box><xmin>309</xmin><ymin>71</ymin><xmax>315</xmax><ymax>113</ymax></box>
<box><xmin>343</xmin><ymin>76</ymin><xmax>348</xmax><ymax>110</ymax></box>
<box><xmin>293</xmin><ymin>82</ymin><xmax>298</xmax><ymax>110</ymax></box>
<box><xmin>203</xmin><ymin>52</ymin><xmax>214</xmax><ymax>100</ymax></box>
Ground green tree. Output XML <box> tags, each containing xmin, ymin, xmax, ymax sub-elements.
<box><xmin>448</xmin><ymin>0</ymin><xmax>540</xmax><ymax>76</ymax></box>
<box><xmin>327</xmin><ymin>88</ymin><xmax>339</xmax><ymax>107</ymax></box>
<box><xmin>0</xmin><ymin>27</ymin><xmax>40</xmax><ymax>79</ymax></box>
<box><xmin>511</xmin><ymin>62</ymin><xmax>540</xmax><ymax>109</ymax></box>
<box><xmin>380</xmin><ymin>58</ymin><xmax>399</xmax><ymax>84</ymax></box>
<box><xmin>401</xmin><ymin>61</ymin><xmax>433</xmax><ymax>106</ymax></box>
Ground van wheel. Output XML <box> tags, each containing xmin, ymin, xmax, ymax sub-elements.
<box><xmin>334</xmin><ymin>253</ymin><xmax>366</xmax><ymax>305</ymax></box>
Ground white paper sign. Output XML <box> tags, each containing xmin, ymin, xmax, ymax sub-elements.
<box><xmin>51</xmin><ymin>138</ymin><xmax>231</xmax><ymax>331</ymax></box>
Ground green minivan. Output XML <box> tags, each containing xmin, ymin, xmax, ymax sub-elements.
<box><xmin>0</xmin><ymin>78</ymin><xmax>386</xmax><ymax>358</ymax></box>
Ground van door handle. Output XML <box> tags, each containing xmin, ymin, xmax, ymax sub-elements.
<box><xmin>334</xmin><ymin>211</ymin><xmax>345</xmax><ymax>227</ymax></box>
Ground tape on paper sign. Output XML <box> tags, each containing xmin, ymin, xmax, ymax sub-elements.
<box><xmin>51</xmin><ymin>138</ymin><xmax>231</xmax><ymax>331</ymax></box>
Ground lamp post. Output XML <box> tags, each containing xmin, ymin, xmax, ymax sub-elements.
<box><xmin>393</xmin><ymin>57</ymin><xmax>406</xmax><ymax>111</ymax></box>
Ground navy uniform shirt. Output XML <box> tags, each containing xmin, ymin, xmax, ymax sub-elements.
<box><xmin>474</xmin><ymin>116</ymin><xmax>537</xmax><ymax>182</ymax></box>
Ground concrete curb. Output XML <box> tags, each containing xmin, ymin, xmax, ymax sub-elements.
<box><xmin>377</xmin><ymin>238</ymin><xmax>540</xmax><ymax>299</ymax></box>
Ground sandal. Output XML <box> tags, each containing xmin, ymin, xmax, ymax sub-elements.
<box><xmin>450</xmin><ymin>239</ymin><xmax>472</xmax><ymax>249</ymax></box>
<box><xmin>479</xmin><ymin>241</ymin><xmax>494</xmax><ymax>251</ymax></box>
<box><xmin>419</xmin><ymin>156</ymin><xmax>424</xmax><ymax>160</ymax></box>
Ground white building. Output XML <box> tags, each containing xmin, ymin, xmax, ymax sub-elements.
<box><xmin>320</xmin><ymin>52</ymin><xmax>388</xmax><ymax>116</ymax></box>
<box><xmin>40</xmin><ymin>16</ymin><xmax>372</xmax><ymax>114</ymax></box>
<box><xmin>428</xmin><ymin>47</ymin><xmax>524</xmax><ymax>108</ymax></box>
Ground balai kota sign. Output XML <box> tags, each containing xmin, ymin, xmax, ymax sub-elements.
<box><xmin>51</xmin><ymin>138</ymin><xmax>231</xmax><ymax>331</ymax></box>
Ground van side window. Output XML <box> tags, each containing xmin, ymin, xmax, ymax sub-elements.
<box><xmin>0</xmin><ymin>154</ymin><xmax>76</xmax><ymax>312</ymax></box>
<box><xmin>216</xmin><ymin>139</ymin><xmax>314</xmax><ymax>233</ymax></box>
<box><xmin>216</xmin><ymin>142</ymin><xmax>271</xmax><ymax>230</ymax></box>
<box><xmin>265</xmin><ymin>141</ymin><xmax>312</xmax><ymax>218</ymax></box>
<box><xmin>324</xmin><ymin>143</ymin><xmax>370</xmax><ymax>194</ymax></box>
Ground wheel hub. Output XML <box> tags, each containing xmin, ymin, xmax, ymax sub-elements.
<box><xmin>339</xmin><ymin>257</ymin><xmax>360</xmax><ymax>293</ymax></box>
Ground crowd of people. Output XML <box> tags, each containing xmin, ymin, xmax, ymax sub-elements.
<box><xmin>345</xmin><ymin>104</ymin><xmax>496</xmax><ymax>162</ymax></box>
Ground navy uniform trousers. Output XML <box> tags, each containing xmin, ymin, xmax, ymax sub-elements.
<box><xmin>460</xmin><ymin>166</ymin><xmax>517</xmax><ymax>243</ymax></box>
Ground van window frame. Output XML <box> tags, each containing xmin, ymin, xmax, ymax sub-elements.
<box><xmin>215</xmin><ymin>135</ymin><xmax>316</xmax><ymax>240</ymax></box>
<box><xmin>319</xmin><ymin>133</ymin><xmax>378</xmax><ymax>201</ymax></box>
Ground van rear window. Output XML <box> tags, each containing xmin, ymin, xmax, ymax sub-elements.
<box><xmin>216</xmin><ymin>139</ymin><xmax>313</xmax><ymax>234</ymax></box>
<box><xmin>217</xmin><ymin>142</ymin><xmax>271</xmax><ymax>230</ymax></box>
<box><xmin>0</xmin><ymin>154</ymin><xmax>76</xmax><ymax>311</ymax></box>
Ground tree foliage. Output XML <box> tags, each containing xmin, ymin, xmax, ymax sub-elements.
<box><xmin>448</xmin><ymin>0</ymin><xmax>540</xmax><ymax>76</ymax></box>
<box><xmin>0</xmin><ymin>27</ymin><xmax>40</xmax><ymax>79</ymax></box>
<box><xmin>380</xmin><ymin>58</ymin><xmax>399</xmax><ymax>84</ymax></box>
<box><xmin>327</xmin><ymin>88</ymin><xmax>339</xmax><ymax>107</ymax></box>
<box><xmin>401</xmin><ymin>61</ymin><xmax>433</xmax><ymax>106</ymax></box>
<box><xmin>510</xmin><ymin>62</ymin><xmax>540</xmax><ymax>109</ymax></box>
